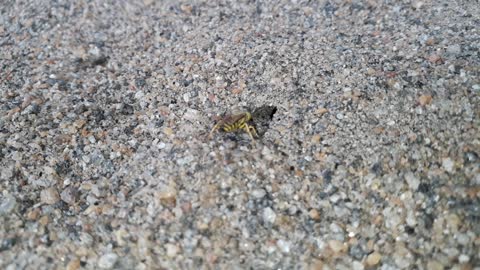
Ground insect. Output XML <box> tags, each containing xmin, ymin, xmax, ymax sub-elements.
<box><xmin>209</xmin><ymin>111</ymin><xmax>258</xmax><ymax>141</ymax></box>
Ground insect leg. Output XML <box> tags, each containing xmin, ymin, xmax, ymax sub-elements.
<box><xmin>243</xmin><ymin>123</ymin><xmax>255</xmax><ymax>141</ymax></box>
<box><xmin>249</xmin><ymin>125</ymin><xmax>258</xmax><ymax>137</ymax></box>
<box><xmin>209</xmin><ymin>123</ymin><xmax>221</xmax><ymax>139</ymax></box>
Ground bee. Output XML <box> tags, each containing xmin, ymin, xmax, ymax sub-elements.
<box><xmin>209</xmin><ymin>111</ymin><xmax>258</xmax><ymax>141</ymax></box>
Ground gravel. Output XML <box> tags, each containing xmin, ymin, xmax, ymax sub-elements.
<box><xmin>1</xmin><ymin>0</ymin><xmax>479</xmax><ymax>269</ymax></box>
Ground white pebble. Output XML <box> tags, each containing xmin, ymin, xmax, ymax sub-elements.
<box><xmin>134</xmin><ymin>91</ymin><xmax>144</xmax><ymax>99</ymax></box>
<box><xmin>98</xmin><ymin>253</ymin><xmax>118</xmax><ymax>269</ymax></box>
<box><xmin>404</xmin><ymin>171</ymin><xmax>419</xmax><ymax>190</ymax></box>
<box><xmin>183</xmin><ymin>93</ymin><xmax>190</xmax><ymax>103</ymax></box>
<box><xmin>165</xmin><ymin>243</ymin><xmax>179</xmax><ymax>257</ymax></box>
<box><xmin>456</xmin><ymin>234</ymin><xmax>470</xmax><ymax>246</ymax></box>
<box><xmin>0</xmin><ymin>194</ymin><xmax>17</xmax><ymax>215</ymax></box>
<box><xmin>442</xmin><ymin>158</ymin><xmax>454</xmax><ymax>173</ymax></box>
<box><xmin>263</xmin><ymin>207</ymin><xmax>276</xmax><ymax>224</ymax></box>
<box><xmin>276</xmin><ymin>239</ymin><xmax>291</xmax><ymax>253</ymax></box>
<box><xmin>251</xmin><ymin>189</ymin><xmax>266</xmax><ymax>199</ymax></box>
<box><xmin>458</xmin><ymin>254</ymin><xmax>470</xmax><ymax>263</ymax></box>
<box><xmin>352</xmin><ymin>261</ymin><xmax>364</xmax><ymax>270</ymax></box>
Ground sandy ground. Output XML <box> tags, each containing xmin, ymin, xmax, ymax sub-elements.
<box><xmin>1</xmin><ymin>0</ymin><xmax>479</xmax><ymax>269</ymax></box>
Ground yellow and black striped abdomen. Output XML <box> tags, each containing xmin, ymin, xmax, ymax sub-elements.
<box><xmin>220</xmin><ymin>112</ymin><xmax>251</xmax><ymax>133</ymax></box>
<box><xmin>222</xmin><ymin>121</ymin><xmax>246</xmax><ymax>132</ymax></box>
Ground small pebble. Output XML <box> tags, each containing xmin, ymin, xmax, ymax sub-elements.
<box><xmin>40</xmin><ymin>188</ymin><xmax>60</xmax><ymax>205</ymax></box>
<box><xmin>311</xmin><ymin>134</ymin><xmax>321</xmax><ymax>144</ymax></box>
<box><xmin>442</xmin><ymin>158</ymin><xmax>454</xmax><ymax>173</ymax></box>
<box><xmin>310</xmin><ymin>259</ymin><xmax>324</xmax><ymax>270</ymax></box>
<box><xmin>251</xmin><ymin>189</ymin><xmax>266</xmax><ymax>199</ymax></box>
<box><xmin>66</xmin><ymin>258</ymin><xmax>81</xmax><ymax>270</ymax></box>
<box><xmin>26</xmin><ymin>208</ymin><xmax>40</xmax><ymax>220</ymax></box>
<box><xmin>60</xmin><ymin>187</ymin><xmax>78</xmax><ymax>205</ymax></box>
<box><xmin>163</xmin><ymin>127</ymin><xmax>174</xmax><ymax>136</ymax></box>
<box><xmin>183</xmin><ymin>108</ymin><xmax>200</xmax><ymax>122</ymax></box>
<box><xmin>315</xmin><ymin>107</ymin><xmax>328</xmax><ymax>116</ymax></box>
<box><xmin>134</xmin><ymin>91</ymin><xmax>144</xmax><ymax>99</ymax></box>
<box><xmin>366</xmin><ymin>252</ymin><xmax>381</xmax><ymax>266</ymax></box>
<box><xmin>276</xmin><ymin>239</ymin><xmax>291</xmax><ymax>253</ymax></box>
<box><xmin>165</xmin><ymin>243</ymin><xmax>179</xmax><ymax>257</ymax></box>
<box><xmin>0</xmin><ymin>194</ymin><xmax>17</xmax><ymax>215</ymax></box>
<box><xmin>426</xmin><ymin>260</ymin><xmax>444</xmax><ymax>270</ymax></box>
<box><xmin>157</xmin><ymin>188</ymin><xmax>177</xmax><ymax>207</ymax></box>
<box><xmin>458</xmin><ymin>254</ymin><xmax>470</xmax><ymax>263</ymax></box>
<box><xmin>418</xmin><ymin>95</ymin><xmax>432</xmax><ymax>106</ymax></box>
<box><xmin>309</xmin><ymin>209</ymin><xmax>321</xmax><ymax>221</ymax></box>
<box><xmin>427</xmin><ymin>54</ymin><xmax>443</xmax><ymax>64</ymax></box>
<box><xmin>98</xmin><ymin>253</ymin><xmax>118</xmax><ymax>269</ymax></box>
<box><xmin>352</xmin><ymin>261</ymin><xmax>364</xmax><ymax>270</ymax></box>
<box><xmin>38</xmin><ymin>215</ymin><xmax>50</xmax><ymax>226</ymax></box>
<box><xmin>404</xmin><ymin>172</ymin><xmax>419</xmax><ymax>190</ymax></box>
<box><xmin>183</xmin><ymin>93</ymin><xmax>190</xmax><ymax>103</ymax></box>
<box><xmin>412</xmin><ymin>1</ymin><xmax>424</xmax><ymax>9</ymax></box>
<box><xmin>328</xmin><ymin>240</ymin><xmax>345</xmax><ymax>253</ymax></box>
<box><xmin>446</xmin><ymin>44</ymin><xmax>461</xmax><ymax>55</ymax></box>
<box><xmin>263</xmin><ymin>207</ymin><xmax>276</xmax><ymax>224</ymax></box>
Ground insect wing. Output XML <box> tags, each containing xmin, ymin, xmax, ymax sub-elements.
<box><xmin>223</xmin><ymin>113</ymin><xmax>248</xmax><ymax>126</ymax></box>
